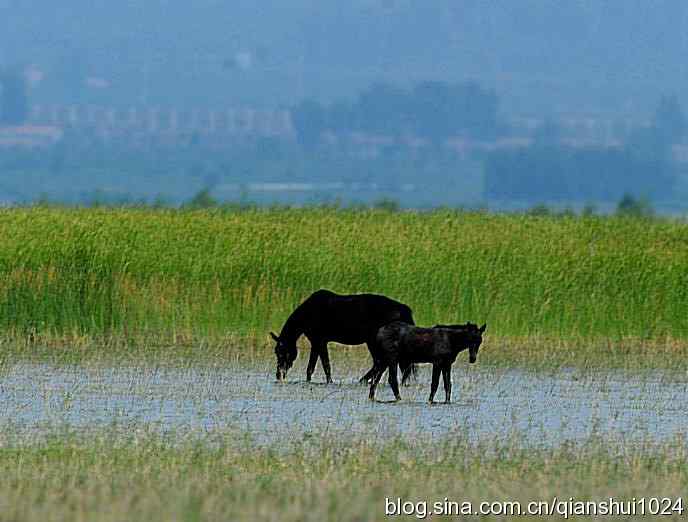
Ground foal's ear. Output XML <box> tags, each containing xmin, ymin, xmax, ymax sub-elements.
<box><xmin>479</xmin><ymin>323</ymin><xmax>487</xmax><ymax>333</ymax></box>
<box><xmin>270</xmin><ymin>332</ymin><xmax>280</xmax><ymax>342</ymax></box>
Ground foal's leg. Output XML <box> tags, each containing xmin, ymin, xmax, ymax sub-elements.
<box><xmin>388</xmin><ymin>361</ymin><xmax>401</xmax><ymax>401</ymax></box>
<box><xmin>441</xmin><ymin>365</ymin><xmax>452</xmax><ymax>404</ymax></box>
<box><xmin>428</xmin><ymin>364</ymin><xmax>441</xmax><ymax>404</ymax></box>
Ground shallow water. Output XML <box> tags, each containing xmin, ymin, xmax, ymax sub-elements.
<box><xmin>0</xmin><ymin>362</ymin><xmax>686</xmax><ymax>447</ymax></box>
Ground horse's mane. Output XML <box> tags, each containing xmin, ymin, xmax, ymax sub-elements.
<box><xmin>433</xmin><ymin>322</ymin><xmax>477</xmax><ymax>331</ymax></box>
<box><xmin>279</xmin><ymin>291</ymin><xmax>327</xmax><ymax>342</ymax></box>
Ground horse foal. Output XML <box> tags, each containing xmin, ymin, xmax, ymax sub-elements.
<box><xmin>370</xmin><ymin>322</ymin><xmax>486</xmax><ymax>403</ymax></box>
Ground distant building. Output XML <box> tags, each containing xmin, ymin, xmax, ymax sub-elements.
<box><xmin>25</xmin><ymin>104</ymin><xmax>294</xmax><ymax>143</ymax></box>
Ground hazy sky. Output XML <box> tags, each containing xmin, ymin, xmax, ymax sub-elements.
<box><xmin>1</xmin><ymin>1</ymin><xmax>687</xmax><ymax>116</ymax></box>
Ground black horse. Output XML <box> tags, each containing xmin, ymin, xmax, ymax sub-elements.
<box><xmin>370</xmin><ymin>321</ymin><xmax>486</xmax><ymax>403</ymax></box>
<box><xmin>270</xmin><ymin>289</ymin><xmax>415</xmax><ymax>383</ymax></box>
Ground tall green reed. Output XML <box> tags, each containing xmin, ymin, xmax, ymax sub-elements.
<box><xmin>0</xmin><ymin>207</ymin><xmax>686</xmax><ymax>342</ymax></box>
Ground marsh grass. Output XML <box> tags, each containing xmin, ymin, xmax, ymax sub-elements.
<box><xmin>1</xmin><ymin>207</ymin><xmax>687</xmax><ymax>366</ymax></box>
<box><xmin>2</xmin><ymin>208</ymin><xmax>687</xmax><ymax>521</ymax></box>
<box><xmin>2</xmin><ymin>333</ymin><xmax>686</xmax><ymax>372</ymax></box>
<box><xmin>0</xmin><ymin>431</ymin><xmax>685</xmax><ymax>522</ymax></box>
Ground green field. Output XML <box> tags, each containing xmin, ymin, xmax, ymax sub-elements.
<box><xmin>2</xmin><ymin>207</ymin><xmax>687</xmax><ymax>346</ymax></box>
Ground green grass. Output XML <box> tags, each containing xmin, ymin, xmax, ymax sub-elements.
<box><xmin>1</xmin><ymin>207</ymin><xmax>687</xmax><ymax>348</ymax></box>
<box><xmin>0</xmin><ymin>432</ymin><xmax>685</xmax><ymax>521</ymax></box>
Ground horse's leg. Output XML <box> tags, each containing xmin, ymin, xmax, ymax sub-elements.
<box><xmin>441</xmin><ymin>365</ymin><xmax>452</xmax><ymax>404</ymax></box>
<box><xmin>388</xmin><ymin>361</ymin><xmax>401</xmax><ymax>401</ymax></box>
<box><xmin>305</xmin><ymin>347</ymin><xmax>319</xmax><ymax>382</ymax></box>
<box><xmin>359</xmin><ymin>350</ymin><xmax>379</xmax><ymax>384</ymax></box>
<box><xmin>400</xmin><ymin>362</ymin><xmax>417</xmax><ymax>386</ymax></box>
<box><xmin>428</xmin><ymin>364</ymin><xmax>441</xmax><ymax>404</ymax></box>
<box><xmin>359</xmin><ymin>339</ymin><xmax>379</xmax><ymax>384</ymax></box>
<box><xmin>359</xmin><ymin>366</ymin><xmax>376</xmax><ymax>384</ymax></box>
<box><xmin>318</xmin><ymin>343</ymin><xmax>333</xmax><ymax>384</ymax></box>
<box><xmin>368</xmin><ymin>362</ymin><xmax>386</xmax><ymax>401</ymax></box>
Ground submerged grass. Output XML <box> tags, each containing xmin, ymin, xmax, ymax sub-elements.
<box><xmin>1</xmin><ymin>207</ymin><xmax>687</xmax><ymax>362</ymax></box>
<box><xmin>0</xmin><ymin>432</ymin><xmax>685</xmax><ymax>521</ymax></box>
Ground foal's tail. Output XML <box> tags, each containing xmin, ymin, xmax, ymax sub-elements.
<box><xmin>398</xmin><ymin>305</ymin><xmax>417</xmax><ymax>385</ymax></box>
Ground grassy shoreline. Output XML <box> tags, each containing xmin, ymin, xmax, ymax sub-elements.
<box><xmin>2</xmin><ymin>333</ymin><xmax>687</xmax><ymax>371</ymax></box>
<box><xmin>0</xmin><ymin>432</ymin><xmax>685</xmax><ymax>522</ymax></box>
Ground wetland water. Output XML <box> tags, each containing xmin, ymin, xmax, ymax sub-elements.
<box><xmin>0</xmin><ymin>363</ymin><xmax>686</xmax><ymax>447</ymax></box>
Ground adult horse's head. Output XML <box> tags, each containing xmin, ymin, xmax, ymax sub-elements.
<box><xmin>271</xmin><ymin>332</ymin><xmax>297</xmax><ymax>381</ymax></box>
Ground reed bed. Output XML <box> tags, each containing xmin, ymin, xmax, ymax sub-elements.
<box><xmin>1</xmin><ymin>207</ymin><xmax>687</xmax><ymax>350</ymax></box>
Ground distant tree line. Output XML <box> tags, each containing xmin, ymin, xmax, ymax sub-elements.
<box><xmin>2</xmin><ymin>60</ymin><xmax>687</xmax><ymax>207</ymax></box>
<box><xmin>485</xmin><ymin>146</ymin><xmax>673</xmax><ymax>201</ymax></box>
<box><xmin>486</xmin><ymin>95</ymin><xmax>687</xmax><ymax>202</ymax></box>
<box><xmin>291</xmin><ymin>80</ymin><xmax>501</xmax><ymax>147</ymax></box>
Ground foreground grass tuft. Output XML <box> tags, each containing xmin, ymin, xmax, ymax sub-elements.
<box><xmin>0</xmin><ymin>432</ymin><xmax>685</xmax><ymax>522</ymax></box>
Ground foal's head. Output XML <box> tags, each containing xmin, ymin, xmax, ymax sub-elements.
<box><xmin>270</xmin><ymin>332</ymin><xmax>297</xmax><ymax>381</ymax></box>
<box><xmin>439</xmin><ymin>322</ymin><xmax>487</xmax><ymax>363</ymax></box>
<box><xmin>465</xmin><ymin>323</ymin><xmax>487</xmax><ymax>363</ymax></box>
